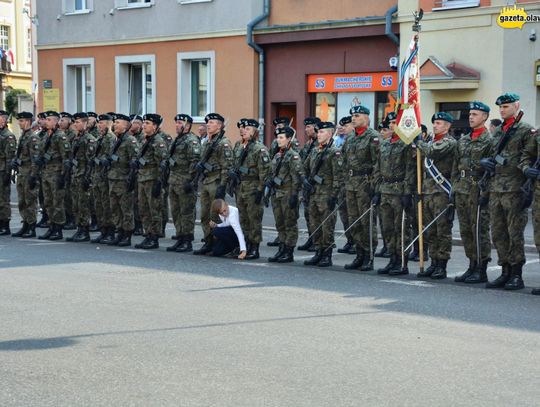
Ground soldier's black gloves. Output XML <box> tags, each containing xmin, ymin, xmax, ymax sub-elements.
<box><xmin>479</xmin><ymin>195</ymin><xmax>489</xmax><ymax>208</ymax></box>
<box><xmin>400</xmin><ymin>194</ymin><xmax>412</xmax><ymax>209</ymax></box>
<box><xmin>302</xmin><ymin>178</ymin><xmax>313</xmax><ymax>192</ymax></box>
<box><xmin>479</xmin><ymin>158</ymin><xmax>496</xmax><ymax>173</ymax></box>
<box><xmin>151</xmin><ymin>180</ymin><xmax>162</xmax><ymax>198</ymax></box>
<box><xmin>227</xmin><ymin>169</ymin><xmax>240</xmax><ymax>183</ymax></box>
<box><xmin>254</xmin><ymin>190</ymin><xmax>263</xmax><ymax>205</ymax></box>
<box><xmin>289</xmin><ymin>194</ymin><xmax>299</xmax><ymax>209</ymax></box>
<box><xmin>215</xmin><ymin>185</ymin><xmax>226</xmax><ymax>199</ymax></box>
<box><xmin>159</xmin><ymin>160</ymin><xmax>168</xmax><ymax>173</ymax></box>
<box><xmin>195</xmin><ymin>162</ymin><xmax>205</xmax><ymax>174</ymax></box>
<box><xmin>28</xmin><ymin>175</ymin><xmax>38</xmax><ymax>190</ymax></box>
<box><xmin>183</xmin><ymin>181</ymin><xmax>194</xmax><ymax>194</ymax></box>
<box><xmin>371</xmin><ymin>193</ymin><xmax>381</xmax><ymax>206</ymax></box>
<box><xmin>129</xmin><ymin>159</ymin><xmax>139</xmax><ymax>170</ymax></box>
<box><xmin>327</xmin><ymin>196</ymin><xmax>337</xmax><ymax>211</ymax></box>
<box><xmin>56</xmin><ymin>176</ymin><xmax>65</xmax><ymax>190</ymax></box>
<box><xmin>524</xmin><ymin>167</ymin><xmax>540</xmax><ymax>180</ymax></box>
<box><xmin>101</xmin><ymin>158</ymin><xmax>112</xmax><ymax>170</ymax></box>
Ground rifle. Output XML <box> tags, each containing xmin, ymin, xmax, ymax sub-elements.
<box><xmin>161</xmin><ymin>126</ymin><xmax>185</xmax><ymax>191</ymax></box>
<box><xmin>227</xmin><ymin>139</ymin><xmax>254</xmax><ymax>197</ymax></box>
<box><xmin>190</xmin><ymin>129</ymin><xmax>225</xmax><ymax>191</ymax></box>
<box><xmin>521</xmin><ymin>154</ymin><xmax>540</xmax><ymax>209</ymax></box>
<box><xmin>10</xmin><ymin>132</ymin><xmax>24</xmax><ymax>184</ymax></box>
<box><xmin>302</xmin><ymin>134</ymin><xmax>336</xmax><ymax>206</ymax></box>
<box><xmin>129</xmin><ymin>132</ymin><xmax>155</xmax><ymax>192</ymax></box>
<box><xmin>64</xmin><ymin>135</ymin><xmax>84</xmax><ymax>188</ymax></box>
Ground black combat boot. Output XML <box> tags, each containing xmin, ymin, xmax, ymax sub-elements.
<box><xmin>417</xmin><ymin>259</ymin><xmax>438</xmax><ymax>278</ymax></box>
<box><xmin>318</xmin><ymin>248</ymin><xmax>333</xmax><ymax>267</ymax></box>
<box><xmin>486</xmin><ymin>263</ymin><xmax>511</xmax><ymax>289</ymax></box>
<box><xmin>245</xmin><ymin>242</ymin><xmax>260</xmax><ymax>260</ymax></box>
<box><xmin>48</xmin><ymin>224</ymin><xmax>64</xmax><ymax>241</ymax></box>
<box><xmin>133</xmin><ymin>221</ymin><xmax>143</xmax><ymax>236</ymax></box>
<box><xmin>107</xmin><ymin>229</ymin><xmax>124</xmax><ymax>246</ymax></box>
<box><xmin>377</xmin><ymin>255</ymin><xmax>397</xmax><ymax>275</ymax></box>
<box><xmin>298</xmin><ymin>237</ymin><xmax>313</xmax><ymax>251</ymax></box>
<box><xmin>11</xmin><ymin>222</ymin><xmax>29</xmax><ymax>238</ymax></box>
<box><xmin>63</xmin><ymin>216</ymin><xmax>76</xmax><ymax>230</ymax></box>
<box><xmin>360</xmin><ymin>250</ymin><xmax>374</xmax><ymax>271</ymax></box>
<box><xmin>99</xmin><ymin>227</ymin><xmax>116</xmax><ymax>245</ymax></box>
<box><xmin>176</xmin><ymin>234</ymin><xmax>193</xmax><ymax>253</ymax></box>
<box><xmin>374</xmin><ymin>244</ymin><xmax>389</xmax><ymax>258</ymax></box>
<box><xmin>338</xmin><ymin>240</ymin><xmax>354</xmax><ymax>254</ymax></box>
<box><xmin>0</xmin><ymin>220</ymin><xmax>10</xmax><ymax>236</ymax></box>
<box><xmin>36</xmin><ymin>212</ymin><xmax>49</xmax><ymax>228</ymax></box>
<box><xmin>91</xmin><ymin>228</ymin><xmax>106</xmax><ymax>244</ymax></box>
<box><xmin>389</xmin><ymin>256</ymin><xmax>409</xmax><ymax>276</ymax></box>
<box><xmin>139</xmin><ymin>234</ymin><xmax>159</xmax><ymax>250</ymax></box>
<box><xmin>193</xmin><ymin>237</ymin><xmax>213</xmax><ymax>255</ymax></box>
<box><xmin>66</xmin><ymin>227</ymin><xmax>82</xmax><ymax>242</ymax></box>
<box><xmin>269</xmin><ymin>244</ymin><xmax>285</xmax><ymax>263</ymax></box>
<box><xmin>38</xmin><ymin>225</ymin><xmax>54</xmax><ymax>240</ymax></box>
<box><xmin>304</xmin><ymin>249</ymin><xmax>323</xmax><ymax>266</ymax></box>
<box><xmin>277</xmin><ymin>246</ymin><xmax>294</xmax><ymax>263</ymax></box>
<box><xmin>21</xmin><ymin>223</ymin><xmax>36</xmax><ymax>238</ymax></box>
<box><xmin>455</xmin><ymin>259</ymin><xmax>477</xmax><ymax>282</ymax></box>
<box><xmin>532</xmin><ymin>287</ymin><xmax>540</xmax><ymax>295</ymax></box>
<box><xmin>267</xmin><ymin>236</ymin><xmax>280</xmax><ymax>247</ymax></box>
<box><xmin>465</xmin><ymin>259</ymin><xmax>488</xmax><ymax>284</ymax></box>
<box><xmin>344</xmin><ymin>246</ymin><xmax>365</xmax><ymax>271</ymax></box>
<box><xmin>134</xmin><ymin>234</ymin><xmax>151</xmax><ymax>249</ymax></box>
<box><xmin>73</xmin><ymin>226</ymin><xmax>90</xmax><ymax>242</ymax></box>
<box><xmin>89</xmin><ymin>215</ymin><xmax>98</xmax><ymax>232</ymax></box>
<box><xmin>430</xmin><ymin>259</ymin><xmax>448</xmax><ymax>279</ymax></box>
<box><xmin>504</xmin><ymin>263</ymin><xmax>525</xmax><ymax>291</ymax></box>
<box><xmin>118</xmin><ymin>230</ymin><xmax>132</xmax><ymax>247</ymax></box>
<box><xmin>167</xmin><ymin>236</ymin><xmax>184</xmax><ymax>252</ymax></box>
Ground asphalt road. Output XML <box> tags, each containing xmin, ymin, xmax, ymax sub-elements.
<box><xmin>1</xmin><ymin>209</ymin><xmax>540</xmax><ymax>407</ymax></box>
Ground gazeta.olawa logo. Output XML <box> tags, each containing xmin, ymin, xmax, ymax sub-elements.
<box><xmin>497</xmin><ymin>4</ymin><xmax>540</xmax><ymax>29</ymax></box>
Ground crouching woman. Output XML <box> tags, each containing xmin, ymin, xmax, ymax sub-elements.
<box><xmin>209</xmin><ymin>199</ymin><xmax>247</xmax><ymax>259</ymax></box>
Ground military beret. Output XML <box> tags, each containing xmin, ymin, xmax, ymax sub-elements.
<box><xmin>107</xmin><ymin>112</ymin><xmax>118</xmax><ymax>121</ymax></box>
<box><xmin>273</xmin><ymin>116</ymin><xmax>290</xmax><ymax>126</ymax></box>
<box><xmin>237</xmin><ymin>118</ymin><xmax>248</xmax><ymax>128</ymax></box>
<box><xmin>87</xmin><ymin>112</ymin><xmax>98</xmax><ymax>118</ymax></box>
<box><xmin>496</xmin><ymin>93</ymin><xmax>520</xmax><ymax>106</ymax></box>
<box><xmin>73</xmin><ymin>112</ymin><xmax>89</xmax><ymax>120</ymax></box>
<box><xmin>316</xmin><ymin>121</ymin><xmax>335</xmax><ymax>131</ymax></box>
<box><xmin>59</xmin><ymin>112</ymin><xmax>73</xmax><ymax>120</ymax></box>
<box><xmin>244</xmin><ymin>119</ymin><xmax>259</xmax><ymax>128</ymax></box>
<box><xmin>205</xmin><ymin>113</ymin><xmax>225</xmax><ymax>123</ymax></box>
<box><xmin>37</xmin><ymin>112</ymin><xmax>46</xmax><ymax>119</ymax></box>
<box><xmin>16</xmin><ymin>111</ymin><xmax>33</xmax><ymax>120</ymax></box>
<box><xmin>44</xmin><ymin>111</ymin><xmax>60</xmax><ymax>118</ymax></box>
<box><xmin>174</xmin><ymin>113</ymin><xmax>193</xmax><ymax>123</ymax></box>
<box><xmin>143</xmin><ymin>113</ymin><xmax>163</xmax><ymax>125</ymax></box>
<box><xmin>339</xmin><ymin>116</ymin><xmax>352</xmax><ymax>126</ymax></box>
<box><xmin>0</xmin><ymin>110</ymin><xmax>8</xmax><ymax>116</ymax></box>
<box><xmin>431</xmin><ymin>112</ymin><xmax>454</xmax><ymax>124</ymax></box>
<box><xmin>115</xmin><ymin>113</ymin><xmax>131</xmax><ymax>122</ymax></box>
<box><xmin>350</xmin><ymin>105</ymin><xmax>370</xmax><ymax>115</ymax></box>
<box><xmin>98</xmin><ymin>114</ymin><xmax>113</xmax><ymax>121</ymax></box>
<box><xmin>469</xmin><ymin>101</ymin><xmax>490</xmax><ymax>113</ymax></box>
<box><xmin>129</xmin><ymin>114</ymin><xmax>143</xmax><ymax>122</ymax></box>
<box><xmin>378</xmin><ymin>121</ymin><xmax>389</xmax><ymax>130</ymax></box>
<box><xmin>304</xmin><ymin>117</ymin><xmax>321</xmax><ymax>126</ymax></box>
<box><xmin>385</xmin><ymin>112</ymin><xmax>397</xmax><ymax>122</ymax></box>
<box><xmin>275</xmin><ymin>126</ymin><xmax>294</xmax><ymax>138</ymax></box>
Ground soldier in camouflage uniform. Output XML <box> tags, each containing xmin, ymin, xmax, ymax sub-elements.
<box><xmin>0</xmin><ymin>110</ymin><xmax>17</xmax><ymax>235</ymax></box>
<box><xmin>102</xmin><ymin>114</ymin><xmax>139</xmax><ymax>246</ymax></box>
<box><xmin>86</xmin><ymin>112</ymin><xmax>100</xmax><ymax>232</ymax></box>
<box><xmin>134</xmin><ymin>114</ymin><xmax>168</xmax><ymax>250</ymax></box>
<box><xmin>415</xmin><ymin>112</ymin><xmax>457</xmax><ymax>279</ymax></box>
<box><xmin>342</xmin><ymin>106</ymin><xmax>380</xmax><ymax>272</ymax></box>
<box><xmin>165</xmin><ymin>114</ymin><xmax>201</xmax><ymax>253</ymax></box>
<box><xmin>129</xmin><ymin>114</ymin><xmax>144</xmax><ymax>236</ymax></box>
<box><xmin>267</xmin><ymin>126</ymin><xmax>304</xmax><ymax>263</ymax></box>
<box><xmin>58</xmin><ymin>112</ymin><xmax>76</xmax><ymax>230</ymax></box>
<box><xmin>374</xmin><ymin>118</ymin><xmax>415</xmax><ymax>275</ymax></box>
<box><xmin>159</xmin><ymin>128</ymin><xmax>173</xmax><ymax>237</ymax></box>
<box><xmin>298</xmin><ymin>117</ymin><xmax>320</xmax><ymax>252</ymax></box>
<box><xmin>374</xmin><ymin>117</ymin><xmax>392</xmax><ymax>259</ymax></box>
<box><xmin>480</xmin><ymin>93</ymin><xmax>532</xmax><ymax>290</ymax></box>
<box><xmin>35</xmin><ymin>112</ymin><xmax>50</xmax><ymax>228</ymax></box>
<box><xmin>193</xmin><ymin>113</ymin><xmax>234</xmax><ymax>255</ymax></box>
<box><xmin>90</xmin><ymin>114</ymin><xmax>116</xmax><ymax>244</ymax></box>
<box><xmin>64</xmin><ymin>112</ymin><xmax>97</xmax><ymax>242</ymax></box>
<box><xmin>36</xmin><ymin>111</ymin><xmax>71</xmax><ymax>240</ymax></box>
<box><xmin>303</xmin><ymin>121</ymin><xmax>343</xmax><ymax>267</ymax></box>
<box><xmin>229</xmin><ymin>119</ymin><xmax>271</xmax><ymax>260</ymax></box>
<box><xmin>452</xmin><ymin>101</ymin><xmax>492</xmax><ymax>284</ymax></box>
<box><xmin>11</xmin><ymin>112</ymin><xmax>40</xmax><ymax>238</ymax></box>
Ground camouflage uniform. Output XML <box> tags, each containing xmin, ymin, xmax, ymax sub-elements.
<box><xmin>63</xmin><ymin>128</ymin><xmax>76</xmax><ymax>228</ymax></box>
<box><xmin>15</xmin><ymin>128</ymin><xmax>40</xmax><ymax>227</ymax></box>
<box><xmin>91</xmin><ymin>129</ymin><xmax>115</xmax><ymax>240</ymax></box>
<box><xmin>160</xmin><ymin>131</ymin><xmax>173</xmax><ymax>233</ymax></box>
<box><xmin>270</xmin><ymin>137</ymin><xmax>299</xmax><ymax>159</ymax></box>
<box><xmin>131</xmin><ymin>130</ymin><xmax>144</xmax><ymax>234</ymax></box>
<box><xmin>298</xmin><ymin>138</ymin><xmax>318</xmax><ymax>249</ymax></box>
<box><xmin>0</xmin><ymin>126</ymin><xmax>17</xmax><ymax>226</ymax></box>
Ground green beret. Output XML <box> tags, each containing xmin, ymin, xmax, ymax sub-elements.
<box><xmin>469</xmin><ymin>101</ymin><xmax>490</xmax><ymax>113</ymax></box>
<box><xmin>495</xmin><ymin>93</ymin><xmax>520</xmax><ymax>106</ymax></box>
<box><xmin>431</xmin><ymin>112</ymin><xmax>454</xmax><ymax>124</ymax></box>
<box><xmin>350</xmin><ymin>105</ymin><xmax>370</xmax><ymax>115</ymax></box>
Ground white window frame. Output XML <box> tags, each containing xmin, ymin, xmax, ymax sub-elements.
<box><xmin>178</xmin><ymin>0</ymin><xmax>212</xmax><ymax>4</ymax></box>
<box><xmin>115</xmin><ymin>0</ymin><xmax>154</xmax><ymax>10</ymax></box>
<box><xmin>177</xmin><ymin>51</ymin><xmax>215</xmax><ymax>123</ymax></box>
<box><xmin>62</xmin><ymin>0</ymin><xmax>93</xmax><ymax>15</ymax></box>
<box><xmin>433</xmin><ymin>0</ymin><xmax>480</xmax><ymax>11</ymax></box>
<box><xmin>0</xmin><ymin>25</ymin><xmax>10</xmax><ymax>50</ymax></box>
<box><xmin>63</xmin><ymin>57</ymin><xmax>95</xmax><ymax>112</ymax></box>
<box><xmin>115</xmin><ymin>54</ymin><xmax>156</xmax><ymax>115</ymax></box>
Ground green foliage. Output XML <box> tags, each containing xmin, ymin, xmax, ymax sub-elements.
<box><xmin>4</xmin><ymin>88</ymin><xmax>30</xmax><ymax>117</ymax></box>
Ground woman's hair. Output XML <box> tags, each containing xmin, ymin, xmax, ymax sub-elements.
<box><xmin>211</xmin><ymin>199</ymin><xmax>226</xmax><ymax>214</ymax></box>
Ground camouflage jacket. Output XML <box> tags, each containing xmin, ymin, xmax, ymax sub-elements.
<box><xmin>232</xmin><ymin>140</ymin><xmax>272</xmax><ymax>190</ymax></box>
<box><xmin>451</xmin><ymin>128</ymin><xmax>491</xmax><ymax>195</ymax></box>
<box><xmin>70</xmin><ymin>132</ymin><xmax>97</xmax><ymax>178</ymax></box>
<box><xmin>304</xmin><ymin>143</ymin><xmax>343</xmax><ymax>199</ymax></box>
<box><xmin>168</xmin><ymin>131</ymin><xmax>201</xmax><ymax>184</ymax></box>
<box><xmin>0</xmin><ymin>126</ymin><xmax>17</xmax><ymax>172</ymax></box>
<box><xmin>269</xmin><ymin>148</ymin><xmax>304</xmax><ymax>198</ymax></box>
<box><xmin>299</xmin><ymin>138</ymin><xmax>318</xmax><ymax>162</ymax></box>
<box><xmin>199</xmin><ymin>132</ymin><xmax>234</xmax><ymax>186</ymax></box>
<box><xmin>137</xmin><ymin>134</ymin><xmax>168</xmax><ymax>182</ymax></box>
<box><xmin>417</xmin><ymin>133</ymin><xmax>457</xmax><ymax>195</ymax></box>
<box><xmin>342</xmin><ymin>128</ymin><xmax>380</xmax><ymax>194</ymax></box>
<box><xmin>375</xmin><ymin>136</ymin><xmax>415</xmax><ymax>196</ymax></box>
<box><xmin>88</xmin><ymin>125</ymin><xmax>100</xmax><ymax>140</ymax></box>
<box><xmin>107</xmin><ymin>133</ymin><xmax>139</xmax><ymax>181</ymax></box>
<box><xmin>92</xmin><ymin>130</ymin><xmax>116</xmax><ymax>181</ymax></box>
<box><xmin>270</xmin><ymin>137</ymin><xmax>299</xmax><ymax>159</ymax></box>
<box><xmin>160</xmin><ymin>131</ymin><xmax>173</xmax><ymax>148</ymax></box>
<box><xmin>15</xmin><ymin>128</ymin><xmax>40</xmax><ymax>176</ymax></box>
<box><xmin>518</xmin><ymin>124</ymin><xmax>540</xmax><ymax>192</ymax></box>
<box><xmin>37</xmin><ymin>129</ymin><xmax>70</xmax><ymax>175</ymax></box>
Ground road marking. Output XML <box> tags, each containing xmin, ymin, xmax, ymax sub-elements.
<box><xmin>232</xmin><ymin>262</ymin><xmax>273</xmax><ymax>268</ymax></box>
<box><xmin>26</xmin><ymin>242</ymin><xmax>67</xmax><ymax>246</ymax></box>
<box><xmin>116</xmin><ymin>249</ymin><xmax>151</xmax><ymax>253</ymax></box>
<box><xmin>381</xmin><ymin>279</ymin><xmax>435</xmax><ymax>287</ymax></box>
<box><xmin>526</xmin><ymin>259</ymin><xmax>539</xmax><ymax>265</ymax></box>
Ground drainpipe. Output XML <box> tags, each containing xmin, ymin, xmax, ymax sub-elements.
<box><xmin>385</xmin><ymin>4</ymin><xmax>399</xmax><ymax>46</ymax></box>
<box><xmin>247</xmin><ymin>0</ymin><xmax>270</xmax><ymax>139</ymax></box>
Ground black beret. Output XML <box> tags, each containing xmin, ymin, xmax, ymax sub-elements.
<box><xmin>174</xmin><ymin>114</ymin><xmax>193</xmax><ymax>123</ymax></box>
<box><xmin>129</xmin><ymin>114</ymin><xmax>143</xmax><ymax>122</ymax></box>
<box><xmin>350</xmin><ymin>105</ymin><xmax>370</xmax><ymax>115</ymax></box>
<box><xmin>244</xmin><ymin>119</ymin><xmax>259</xmax><ymax>128</ymax></box>
<box><xmin>339</xmin><ymin>116</ymin><xmax>352</xmax><ymax>126</ymax></box>
<box><xmin>37</xmin><ymin>112</ymin><xmax>46</xmax><ymax>119</ymax></box>
<box><xmin>315</xmin><ymin>121</ymin><xmax>335</xmax><ymax>130</ymax></box>
<box><xmin>87</xmin><ymin>112</ymin><xmax>98</xmax><ymax>118</ymax></box>
<box><xmin>495</xmin><ymin>93</ymin><xmax>520</xmax><ymax>106</ymax></box>
<box><xmin>205</xmin><ymin>113</ymin><xmax>225</xmax><ymax>123</ymax></box>
<box><xmin>304</xmin><ymin>117</ymin><xmax>321</xmax><ymax>126</ymax></box>
<box><xmin>378</xmin><ymin>121</ymin><xmax>389</xmax><ymax>130</ymax></box>
<box><xmin>143</xmin><ymin>113</ymin><xmax>163</xmax><ymax>126</ymax></box>
<box><xmin>385</xmin><ymin>112</ymin><xmax>397</xmax><ymax>122</ymax></box>
<box><xmin>115</xmin><ymin>113</ymin><xmax>131</xmax><ymax>122</ymax></box>
<box><xmin>469</xmin><ymin>101</ymin><xmax>490</xmax><ymax>113</ymax></box>
<box><xmin>273</xmin><ymin>116</ymin><xmax>290</xmax><ymax>126</ymax></box>
<box><xmin>98</xmin><ymin>114</ymin><xmax>113</xmax><ymax>121</ymax></box>
<box><xmin>431</xmin><ymin>112</ymin><xmax>454</xmax><ymax>124</ymax></box>
<box><xmin>275</xmin><ymin>126</ymin><xmax>295</xmax><ymax>137</ymax></box>
<box><xmin>237</xmin><ymin>118</ymin><xmax>248</xmax><ymax>128</ymax></box>
<box><xmin>16</xmin><ymin>111</ymin><xmax>33</xmax><ymax>120</ymax></box>
<box><xmin>44</xmin><ymin>111</ymin><xmax>60</xmax><ymax>118</ymax></box>
<box><xmin>0</xmin><ymin>110</ymin><xmax>8</xmax><ymax>116</ymax></box>
<box><xmin>73</xmin><ymin>112</ymin><xmax>88</xmax><ymax>120</ymax></box>
<box><xmin>59</xmin><ymin>112</ymin><xmax>73</xmax><ymax>120</ymax></box>
<box><xmin>106</xmin><ymin>112</ymin><xmax>117</xmax><ymax>121</ymax></box>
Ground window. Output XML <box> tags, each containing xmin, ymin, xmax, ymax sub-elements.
<box><xmin>63</xmin><ymin>58</ymin><xmax>95</xmax><ymax>112</ymax></box>
<box><xmin>177</xmin><ymin>51</ymin><xmax>215</xmax><ymax>121</ymax></box>
<box><xmin>115</xmin><ymin>0</ymin><xmax>153</xmax><ymax>9</ymax></box>
<box><xmin>0</xmin><ymin>26</ymin><xmax>10</xmax><ymax>50</ymax></box>
<box><xmin>433</xmin><ymin>0</ymin><xmax>480</xmax><ymax>11</ymax></box>
<box><xmin>178</xmin><ymin>0</ymin><xmax>213</xmax><ymax>4</ymax></box>
<box><xmin>115</xmin><ymin>55</ymin><xmax>156</xmax><ymax>115</ymax></box>
<box><xmin>63</xmin><ymin>0</ymin><xmax>93</xmax><ymax>14</ymax></box>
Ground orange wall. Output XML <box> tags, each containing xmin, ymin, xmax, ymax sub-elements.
<box><xmin>37</xmin><ymin>35</ymin><xmax>258</xmax><ymax>139</ymax></box>
<box><xmin>269</xmin><ymin>0</ymin><xmax>397</xmax><ymax>25</ymax></box>
<box><xmin>419</xmin><ymin>0</ymin><xmax>491</xmax><ymax>12</ymax></box>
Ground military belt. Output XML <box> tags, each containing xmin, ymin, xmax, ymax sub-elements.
<box><xmin>460</xmin><ymin>169</ymin><xmax>482</xmax><ymax>178</ymax></box>
<box><xmin>382</xmin><ymin>176</ymin><xmax>405</xmax><ymax>184</ymax></box>
<box><xmin>349</xmin><ymin>168</ymin><xmax>373</xmax><ymax>177</ymax></box>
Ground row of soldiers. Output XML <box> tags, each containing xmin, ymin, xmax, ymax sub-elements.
<box><xmin>1</xmin><ymin>91</ymin><xmax>539</xmax><ymax>295</ymax></box>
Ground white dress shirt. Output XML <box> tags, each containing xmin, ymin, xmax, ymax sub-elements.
<box><xmin>217</xmin><ymin>205</ymin><xmax>246</xmax><ymax>251</ymax></box>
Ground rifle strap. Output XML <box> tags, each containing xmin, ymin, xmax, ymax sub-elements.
<box><xmin>111</xmin><ymin>133</ymin><xmax>126</xmax><ymax>156</ymax></box>
<box><xmin>309</xmin><ymin>140</ymin><xmax>334</xmax><ymax>178</ymax></box>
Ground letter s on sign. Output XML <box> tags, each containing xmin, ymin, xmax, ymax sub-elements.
<box><xmin>381</xmin><ymin>75</ymin><xmax>392</xmax><ymax>87</ymax></box>
<box><xmin>315</xmin><ymin>78</ymin><xmax>325</xmax><ymax>89</ymax></box>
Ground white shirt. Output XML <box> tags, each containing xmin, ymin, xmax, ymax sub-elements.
<box><xmin>217</xmin><ymin>205</ymin><xmax>246</xmax><ymax>251</ymax></box>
